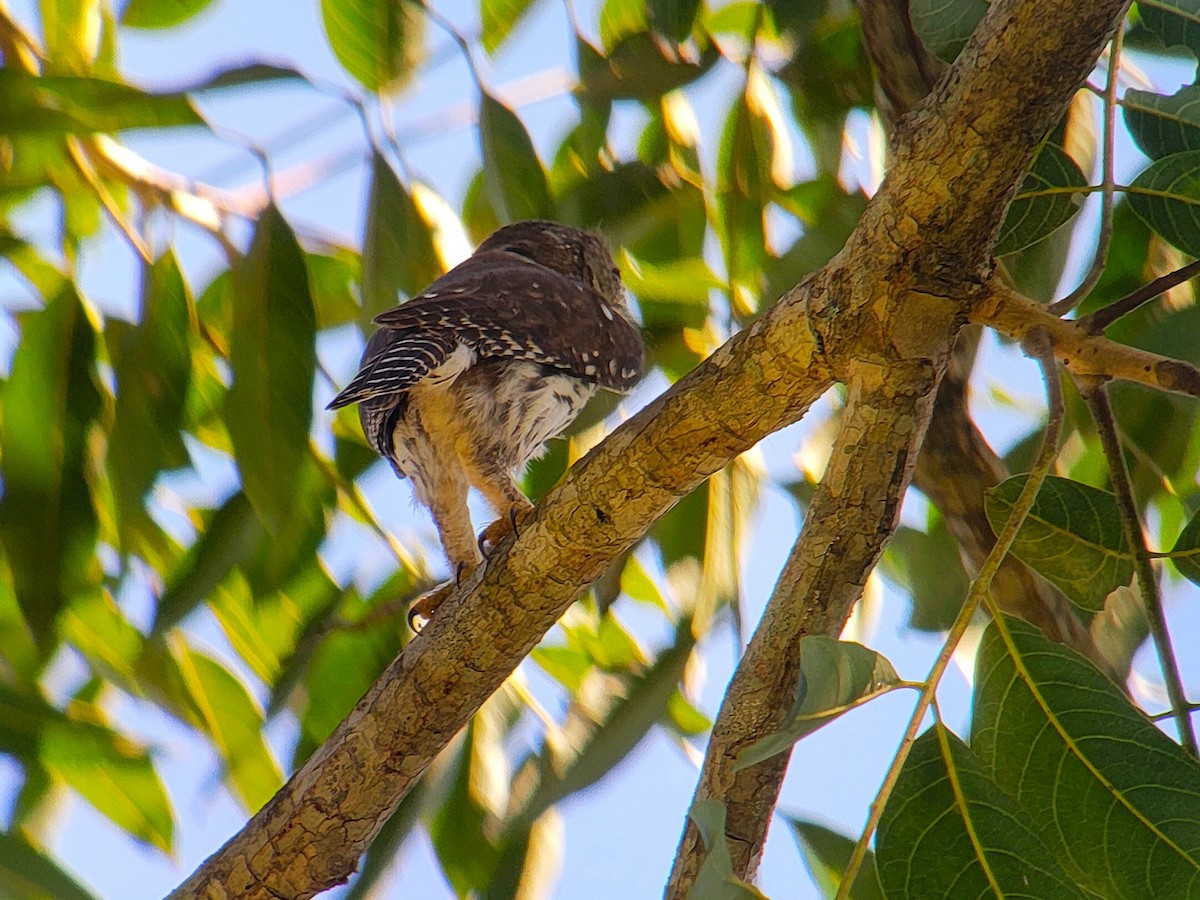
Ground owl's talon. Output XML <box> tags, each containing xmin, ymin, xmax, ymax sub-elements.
<box><xmin>407</xmin><ymin>582</ymin><xmax>455</xmax><ymax>632</ymax></box>
<box><xmin>478</xmin><ymin>505</ymin><xmax>535</xmax><ymax>557</ymax></box>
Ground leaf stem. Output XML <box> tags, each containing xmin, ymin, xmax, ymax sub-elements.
<box><xmin>1076</xmin><ymin>377</ymin><xmax>1198</xmax><ymax>756</ymax></box>
<box><xmin>837</xmin><ymin>327</ymin><xmax>1066</xmax><ymax>898</ymax></box>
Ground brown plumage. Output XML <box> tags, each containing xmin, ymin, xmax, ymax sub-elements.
<box><xmin>328</xmin><ymin>220</ymin><xmax>644</xmax><ymax>625</ymax></box>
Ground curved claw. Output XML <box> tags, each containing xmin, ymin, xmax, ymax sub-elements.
<box><xmin>406</xmin><ymin>582</ymin><xmax>454</xmax><ymax>632</ymax></box>
<box><xmin>478</xmin><ymin>505</ymin><xmax>535</xmax><ymax>558</ymax></box>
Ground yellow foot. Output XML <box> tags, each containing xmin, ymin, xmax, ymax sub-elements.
<box><xmin>478</xmin><ymin>504</ymin><xmax>535</xmax><ymax>557</ymax></box>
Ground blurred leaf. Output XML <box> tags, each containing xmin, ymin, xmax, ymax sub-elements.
<box><xmin>0</xmin><ymin>288</ymin><xmax>101</xmax><ymax>644</ymax></box>
<box><xmin>0</xmin><ymin>559</ymin><xmax>40</xmax><ymax>680</ymax></box>
<box><xmin>666</xmin><ymin>690</ymin><xmax>710</xmax><ymax>736</ymax></box>
<box><xmin>479</xmin><ymin>91</ymin><xmax>554</xmax><ymax>223</ymax></box>
<box><xmin>107</xmin><ymin>252</ymin><xmax>193</xmax><ymax>550</ymax></box>
<box><xmin>120</xmin><ymin>0</ymin><xmax>217</xmax><ymax>29</ymax></box>
<box><xmin>882</xmin><ymin>510</ymin><xmax>970</xmax><ymax>632</ymax></box>
<box><xmin>153</xmin><ymin>492</ymin><xmax>264</xmax><ymax>633</ymax></box>
<box><xmin>305</xmin><ymin>249</ymin><xmax>361</xmax><ymax>329</ymax></box>
<box><xmin>1170</xmin><ymin>507</ymin><xmax>1200</xmax><ymax>585</ymax></box>
<box><xmin>227</xmin><ymin>204</ymin><xmax>317</xmax><ymax>528</ymax></box>
<box><xmin>62</xmin><ymin>590</ymin><xmax>145</xmax><ymax>688</ymax></box>
<box><xmin>736</xmin><ymin>637</ymin><xmax>900</xmax><ymax>770</ymax></box>
<box><xmin>984</xmin><ymin>475</ymin><xmax>1133</xmax><ymax>611</ymax></box>
<box><xmin>787</xmin><ymin>818</ymin><xmax>884</xmax><ymax>900</ymax></box>
<box><xmin>579</xmin><ymin>32</ymin><xmax>719</xmax><ymax>103</ymax></box>
<box><xmin>877</xmin><ymin>725</ymin><xmax>1084</xmax><ymax>898</ymax></box>
<box><xmin>619</xmin><ymin>555</ymin><xmax>671</xmax><ymax>614</ymax></box>
<box><xmin>38</xmin><ymin>0</ymin><xmax>100</xmax><ymax>72</ymax></box>
<box><xmin>1140</xmin><ymin>0</ymin><xmax>1200</xmax><ymax>60</ymax></box>
<box><xmin>689</xmin><ymin>799</ymin><xmax>771</xmax><ymax>899</ymax></box>
<box><xmin>181</xmin><ymin>61</ymin><xmax>312</xmax><ymax>92</ymax></box>
<box><xmin>0</xmin><ymin>70</ymin><xmax>204</xmax><ymax>134</ymax></box>
<box><xmin>320</xmin><ymin>0</ymin><xmax>424</xmax><ymax>93</ymax></box>
<box><xmin>996</xmin><ymin>143</ymin><xmax>1087</xmax><ymax>256</ymax></box>
<box><xmin>41</xmin><ymin>714</ymin><xmax>175</xmax><ymax>853</ymax></box>
<box><xmin>1124</xmin><ymin>86</ymin><xmax>1200</xmax><ymax>160</ymax></box>
<box><xmin>0</xmin><ymin>831</ymin><xmax>100</xmax><ymax>900</ymax></box>
<box><xmin>0</xmin><ymin>230</ymin><xmax>68</xmax><ymax>297</ymax></box>
<box><xmin>361</xmin><ymin>152</ymin><xmax>442</xmax><ymax>324</ymax></box>
<box><xmin>1128</xmin><ymin>149</ymin><xmax>1200</xmax><ymax>256</ymax></box>
<box><xmin>767</xmin><ymin>180</ymin><xmax>868</xmax><ymax>303</ymax></box>
<box><xmin>171</xmin><ymin>642</ymin><xmax>283</xmax><ymax>812</ymax></box>
<box><xmin>598</xmin><ymin>0</ymin><xmax>648</xmax><ymax>49</ymax></box>
<box><xmin>481</xmin><ymin>0</ymin><xmax>539</xmax><ymax>52</ymax></box>
<box><xmin>973</xmin><ymin>617</ymin><xmax>1200</xmax><ymax>896</ymax></box>
<box><xmin>909</xmin><ymin>0</ymin><xmax>988</xmax><ymax>61</ymax></box>
<box><xmin>623</xmin><ymin>253</ymin><xmax>723</xmax><ymax>306</ymax></box>
<box><xmin>647</xmin><ymin>0</ymin><xmax>701</xmax><ymax>42</ymax></box>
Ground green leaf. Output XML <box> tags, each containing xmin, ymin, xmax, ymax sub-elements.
<box><xmin>877</xmin><ymin>725</ymin><xmax>1085</xmax><ymax>898</ymax></box>
<box><xmin>479</xmin><ymin>91</ymin><xmax>554</xmax><ymax>223</ymax></box>
<box><xmin>787</xmin><ymin>819</ymin><xmax>884</xmax><ymax>900</ymax></box>
<box><xmin>1128</xmin><ymin>149</ymin><xmax>1200</xmax><ymax>256</ymax></box>
<box><xmin>305</xmin><ymin>249</ymin><xmax>361</xmax><ymax>329</ymax></box>
<box><xmin>428</xmin><ymin>721</ymin><xmax>504</xmax><ymax>894</ymax></box>
<box><xmin>688</xmin><ymin>799</ymin><xmax>771</xmax><ymax>899</ymax></box>
<box><xmin>107</xmin><ymin>252</ymin><xmax>193</xmax><ymax>550</ymax></box>
<box><xmin>1124</xmin><ymin>86</ymin><xmax>1200</xmax><ymax>160</ymax></box>
<box><xmin>1141</xmin><ymin>0</ymin><xmax>1200</xmax><ymax>60</ymax></box>
<box><xmin>153</xmin><ymin>492</ymin><xmax>264</xmax><ymax>633</ymax></box>
<box><xmin>171</xmin><ymin>642</ymin><xmax>283</xmax><ymax>812</ymax></box>
<box><xmin>984</xmin><ymin>474</ymin><xmax>1134</xmax><ymax>611</ymax></box>
<box><xmin>38</xmin><ymin>0</ymin><xmax>100</xmax><ymax>72</ymax></box>
<box><xmin>882</xmin><ymin>511</ymin><xmax>971</xmax><ymax>632</ymax></box>
<box><xmin>41</xmin><ymin>716</ymin><xmax>175</xmax><ymax>853</ymax></box>
<box><xmin>973</xmin><ymin>617</ymin><xmax>1200</xmax><ymax>897</ymax></box>
<box><xmin>647</xmin><ymin>0</ymin><xmax>701</xmax><ymax>42</ymax></box>
<box><xmin>120</xmin><ymin>0</ymin><xmax>217</xmax><ymax>29</ymax></box>
<box><xmin>481</xmin><ymin>0</ymin><xmax>539</xmax><ymax>52</ymax></box>
<box><xmin>361</xmin><ymin>152</ymin><xmax>442</xmax><ymax>324</ymax></box>
<box><xmin>320</xmin><ymin>0</ymin><xmax>424</xmax><ymax>93</ymax></box>
<box><xmin>578</xmin><ymin>31</ymin><xmax>720</xmax><ymax>103</ymax></box>
<box><xmin>996</xmin><ymin>143</ymin><xmax>1087</xmax><ymax>256</ymax></box>
<box><xmin>0</xmin><ymin>288</ymin><xmax>101</xmax><ymax>644</ymax></box>
<box><xmin>1171</xmin><ymin>508</ymin><xmax>1200</xmax><ymax>584</ymax></box>
<box><xmin>735</xmin><ymin>637</ymin><xmax>901</xmax><ymax>770</ymax></box>
<box><xmin>180</xmin><ymin>62</ymin><xmax>312</xmax><ymax>93</ymax></box>
<box><xmin>909</xmin><ymin>0</ymin><xmax>988</xmax><ymax>61</ymax></box>
<box><xmin>0</xmin><ymin>831</ymin><xmax>100</xmax><ymax>900</ymax></box>
<box><xmin>227</xmin><ymin>204</ymin><xmax>317</xmax><ymax>528</ymax></box>
<box><xmin>0</xmin><ymin>71</ymin><xmax>204</xmax><ymax>134</ymax></box>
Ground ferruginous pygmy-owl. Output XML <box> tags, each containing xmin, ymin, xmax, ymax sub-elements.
<box><xmin>327</xmin><ymin>220</ymin><xmax>645</xmax><ymax>626</ymax></box>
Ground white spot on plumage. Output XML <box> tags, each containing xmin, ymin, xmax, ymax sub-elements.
<box><xmin>600</xmin><ymin>304</ymin><xmax>614</xmax><ymax>321</ymax></box>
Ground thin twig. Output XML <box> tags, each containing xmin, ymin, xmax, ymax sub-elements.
<box><xmin>65</xmin><ymin>137</ymin><xmax>153</xmax><ymax>263</ymax></box>
<box><xmin>1050</xmin><ymin>28</ymin><xmax>1123</xmax><ymax>316</ymax></box>
<box><xmin>1076</xmin><ymin>376</ymin><xmax>1198</xmax><ymax>756</ymax></box>
<box><xmin>1078</xmin><ymin>257</ymin><xmax>1200</xmax><ymax>334</ymax></box>
<box><xmin>837</xmin><ymin>328</ymin><xmax>1066</xmax><ymax>897</ymax></box>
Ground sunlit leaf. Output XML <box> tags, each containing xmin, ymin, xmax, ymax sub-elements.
<box><xmin>361</xmin><ymin>152</ymin><xmax>442</xmax><ymax>324</ymax></box>
<box><xmin>320</xmin><ymin>0</ymin><xmax>424</xmax><ymax>93</ymax></box>
<box><xmin>736</xmin><ymin>638</ymin><xmax>901</xmax><ymax>770</ymax></box>
<box><xmin>120</xmin><ymin>0</ymin><xmax>217</xmax><ymax>30</ymax></box>
<box><xmin>787</xmin><ymin>818</ymin><xmax>884</xmax><ymax>900</ymax></box>
<box><xmin>479</xmin><ymin>92</ymin><xmax>554</xmax><ymax>223</ymax></box>
<box><xmin>0</xmin><ymin>830</ymin><xmax>100</xmax><ymax>900</ymax></box>
<box><xmin>0</xmin><ymin>70</ymin><xmax>204</xmax><ymax>134</ymax></box>
<box><xmin>226</xmin><ymin>204</ymin><xmax>317</xmax><ymax>528</ymax></box>
<box><xmin>38</xmin><ymin>0</ymin><xmax>100</xmax><ymax>72</ymax></box>
<box><xmin>1128</xmin><ymin>149</ymin><xmax>1200</xmax><ymax>256</ymax></box>
<box><xmin>909</xmin><ymin>0</ymin><xmax>988</xmax><ymax>61</ymax></box>
<box><xmin>984</xmin><ymin>474</ymin><xmax>1133</xmax><ymax>611</ymax></box>
<box><xmin>973</xmin><ymin>617</ymin><xmax>1200</xmax><ymax>897</ymax></box>
<box><xmin>1124</xmin><ymin>86</ymin><xmax>1200</xmax><ymax>160</ymax></box>
<box><xmin>481</xmin><ymin>0</ymin><xmax>539</xmax><ymax>52</ymax></box>
<box><xmin>0</xmin><ymin>288</ymin><xmax>101</xmax><ymax>644</ymax></box>
<box><xmin>877</xmin><ymin>725</ymin><xmax>1085</xmax><ymax>898</ymax></box>
<box><xmin>996</xmin><ymin>143</ymin><xmax>1087</xmax><ymax>256</ymax></box>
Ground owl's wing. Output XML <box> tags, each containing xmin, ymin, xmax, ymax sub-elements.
<box><xmin>372</xmin><ymin>252</ymin><xmax>645</xmax><ymax>392</ymax></box>
<box><xmin>326</xmin><ymin>329</ymin><xmax>464</xmax><ymax>410</ymax></box>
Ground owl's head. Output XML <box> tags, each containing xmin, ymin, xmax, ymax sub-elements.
<box><xmin>477</xmin><ymin>220</ymin><xmax>627</xmax><ymax>309</ymax></box>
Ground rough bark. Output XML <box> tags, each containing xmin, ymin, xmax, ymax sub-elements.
<box><xmin>664</xmin><ymin>0</ymin><xmax>1132</xmax><ymax>891</ymax></box>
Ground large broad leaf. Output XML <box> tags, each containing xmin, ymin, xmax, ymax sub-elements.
<box><xmin>320</xmin><ymin>0</ymin><xmax>424</xmax><ymax>93</ymax></box>
<box><xmin>361</xmin><ymin>152</ymin><xmax>442</xmax><ymax>324</ymax></box>
<box><xmin>107</xmin><ymin>252</ymin><xmax>193</xmax><ymax>550</ymax></box>
<box><xmin>1171</xmin><ymin>508</ymin><xmax>1200</xmax><ymax>585</ymax></box>
<box><xmin>688</xmin><ymin>799</ymin><xmax>770</xmax><ymax>899</ymax></box>
<box><xmin>0</xmin><ymin>70</ymin><xmax>204</xmax><ymax>134</ymax></box>
<box><xmin>909</xmin><ymin>0</ymin><xmax>988</xmax><ymax>61</ymax></box>
<box><xmin>877</xmin><ymin>725</ymin><xmax>1086</xmax><ymax>898</ymax></box>
<box><xmin>226</xmin><ymin>204</ymin><xmax>317</xmax><ymax>529</ymax></box>
<box><xmin>120</xmin><ymin>0</ymin><xmax>217</xmax><ymax>29</ymax></box>
<box><xmin>1140</xmin><ymin>0</ymin><xmax>1200</xmax><ymax>60</ymax></box>
<box><xmin>479</xmin><ymin>92</ymin><xmax>554</xmax><ymax>223</ymax></box>
<box><xmin>0</xmin><ymin>831</ymin><xmax>99</xmax><ymax>900</ymax></box>
<box><xmin>996</xmin><ymin>143</ymin><xmax>1087</xmax><ymax>256</ymax></box>
<box><xmin>1124</xmin><ymin>86</ymin><xmax>1200</xmax><ymax>160</ymax></box>
<box><xmin>0</xmin><ymin>288</ymin><xmax>101</xmax><ymax>644</ymax></box>
<box><xmin>578</xmin><ymin>32</ymin><xmax>719</xmax><ymax>104</ymax></box>
<box><xmin>481</xmin><ymin>0</ymin><xmax>540</xmax><ymax>52</ymax></box>
<box><xmin>735</xmin><ymin>637</ymin><xmax>901</xmax><ymax>770</ymax></box>
<box><xmin>972</xmin><ymin>617</ymin><xmax>1200</xmax><ymax>898</ymax></box>
<box><xmin>788</xmin><ymin>819</ymin><xmax>884</xmax><ymax>900</ymax></box>
<box><xmin>1128</xmin><ymin>149</ymin><xmax>1200</xmax><ymax>256</ymax></box>
<box><xmin>38</xmin><ymin>0</ymin><xmax>100</xmax><ymax>73</ymax></box>
<box><xmin>984</xmin><ymin>474</ymin><xmax>1133</xmax><ymax>611</ymax></box>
